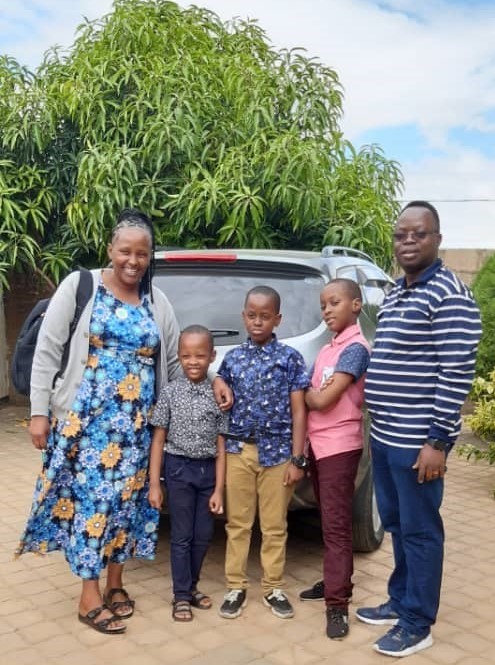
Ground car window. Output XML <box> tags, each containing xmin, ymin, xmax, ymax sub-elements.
<box><xmin>153</xmin><ymin>261</ymin><xmax>326</xmax><ymax>345</ymax></box>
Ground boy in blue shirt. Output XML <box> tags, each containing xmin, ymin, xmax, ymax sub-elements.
<box><xmin>217</xmin><ymin>286</ymin><xmax>309</xmax><ymax>620</ymax></box>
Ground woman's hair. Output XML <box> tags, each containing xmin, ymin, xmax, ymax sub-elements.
<box><xmin>111</xmin><ymin>207</ymin><xmax>156</xmax><ymax>300</ymax></box>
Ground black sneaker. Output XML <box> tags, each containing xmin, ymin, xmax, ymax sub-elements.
<box><xmin>219</xmin><ymin>589</ymin><xmax>247</xmax><ymax>619</ymax></box>
<box><xmin>299</xmin><ymin>580</ymin><xmax>324</xmax><ymax>601</ymax></box>
<box><xmin>326</xmin><ymin>606</ymin><xmax>349</xmax><ymax>639</ymax></box>
<box><xmin>263</xmin><ymin>589</ymin><xmax>294</xmax><ymax>619</ymax></box>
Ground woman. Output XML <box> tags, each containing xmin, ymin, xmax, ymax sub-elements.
<box><xmin>15</xmin><ymin>208</ymin><xmax>182</xmax><ymax>634</ymax></box>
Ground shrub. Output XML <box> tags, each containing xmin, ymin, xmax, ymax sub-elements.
<box><xmin>457</xmin><ymin>371</ymin><xmax>495</xmax><ymax>497</ymax></box>
<box><xmin>472</xmin><ymin>253</ymin><xmax>495</xmax><ymax>379</ymax></box>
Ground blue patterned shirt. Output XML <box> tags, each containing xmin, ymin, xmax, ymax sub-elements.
<box><xmin>218</xmin><ymin>335</ymin><xmax>310</xmax><ymax>466</ymax></box>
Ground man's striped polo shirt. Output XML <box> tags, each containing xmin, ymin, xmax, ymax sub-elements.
<box><xmin>365</xmin><ymin>259</ymin><xmax>482</xmax><ymax>450</ymax></box>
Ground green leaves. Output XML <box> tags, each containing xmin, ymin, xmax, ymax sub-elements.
<box><xmin>0</xmin><ymin>0</ymin><xmax>403</xmax><ymax>286</ymax></box>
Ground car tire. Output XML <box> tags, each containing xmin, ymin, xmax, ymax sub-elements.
<box><xmin>352</xmin><ymin>464</ymin><xmax>384</xmax><ymax>552</ymax></box>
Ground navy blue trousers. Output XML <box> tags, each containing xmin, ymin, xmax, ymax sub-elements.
<box><xmin>371</xmin><ymin>438</ymin><xmax>444</xmax><ymax>633</ymax></box>
<box><xmin>165</xmin><ymin>453</ymin><xmax>216</xmax><ymax>601</ymax></box>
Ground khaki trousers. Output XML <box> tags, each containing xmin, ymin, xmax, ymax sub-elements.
<box><xmin>225</xmin><ymin>444</ymin><xmax>294</xmax><ymax>594</ymax></box>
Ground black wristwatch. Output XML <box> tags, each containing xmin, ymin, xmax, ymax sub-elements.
<box><xmin>425</xmin><ymin>438</ymin><xmax>449</xmax><ymax>452</ymax></box>
<box><xmin>290</xmin><ymin>454</ymin><xmax>309</xmax><ymax>469</ymax></box>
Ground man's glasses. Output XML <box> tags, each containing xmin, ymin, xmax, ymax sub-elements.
<box><xmin>392</xmin><ymin>231</ymin><xmax>438</xmax><ymax>243</ymax></box>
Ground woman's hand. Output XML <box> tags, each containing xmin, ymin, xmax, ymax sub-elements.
<box><xmin>29</xmin><ymin>415</ymin><xmax>50</xmax><ymax>450</ymax></box>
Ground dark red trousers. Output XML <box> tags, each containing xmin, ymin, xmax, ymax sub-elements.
<box><xmin>309</xmin><ymin>447</ymin><xmax>362</xmax><ymax>608</ymax></box>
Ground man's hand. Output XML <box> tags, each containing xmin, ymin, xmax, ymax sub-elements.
<box><xmin>212</xmin><ymin>376</ymin><xmax>233</xmax><ymax>411</ymax></box>
<box><xmin>413</xmin><ymin>444</ymin><xmax>447</xmax><ymax>483</ymax></box>
<box><xmin>29</xmin><ymin>415</ymin><xmax>50</xmax><ymax>450</ymax></box>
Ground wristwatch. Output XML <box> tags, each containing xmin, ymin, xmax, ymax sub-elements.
<box><xmin>425</xmin><ymin>438</ymin><xmax>449</xmax><ymax>452</ymax></box>
<box><xmin>290</xmin><ymin>454</ymin><xmax>309</xmax><ymax>469</ymax></box>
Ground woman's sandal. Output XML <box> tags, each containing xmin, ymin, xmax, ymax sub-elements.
<box><xmin>172</xmin><ymin>600</ymin><xmax>193</xmax><ymax>622</ymax></box>
<box><xmin>190</xmin><ymin>590</ymin><xmax>212</xmax><ymax>610</ymax></box>
<box><xmin>103</xmin><ymin>587</ymin><xmax>135</xmax><ymax>619</ymax></box>
<box><xmin>78</xmin><ymin>605</ymin><xmax>126</xmax><ymax>634</ymax></box>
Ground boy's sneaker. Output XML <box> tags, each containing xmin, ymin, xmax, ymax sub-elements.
<box><xmin>374</xmin><ymin>625</ymin><xmax>433</xmax><ymax>657</ymax></box>
<box><xmin>263</xmin><ymin>589</ymin><xmax>294</xmax><ymax>619</ymax></box>
<box><xmin>356</xmin><ymin>600</ymin><xmax>399</xmax><ymax>625</ymax></box>
<box><xmin>219</xmin><ymin>589</ymin><xmax>247</xmax><ymax>619</ymax></box>
<box><xmin>326</xmin><ymin>607</ymin><xmax>349</xmax><ymax>639</ymax></box>
<box><xmin>299</xmin><ymin>580</ymin><xmax>324</xmax><ymax>601</ymax></box>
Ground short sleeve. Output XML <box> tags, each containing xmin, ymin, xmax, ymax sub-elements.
<box><xmin>149</xmin><ymin>384</ymin><xmax>171</xmax><ymax>427</ymax></box>
<box><xmin>288</xmin><ymin>349</ymin><xmax>310</xmax><ymax>392</ymax></box>
<box><xmin>335</xmin><ymin>342</ymin><xmax>370</xmax><ymax>381</ymax></box>
<box><xmin>217</xmin><ymin>353</ymin><xmax>233</xmax><ymax>385</ymax></box>
<box><xmin>217</xmin><ymin>409</ymin><xmax>230</xmax><ymax>435</ymax></box>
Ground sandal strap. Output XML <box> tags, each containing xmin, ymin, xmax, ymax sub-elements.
<box><xmin>104</xmin><ymin>587</ymin><xmax>135</xmax><ymax>608</ymax></box>
<box><xmin>86</xmin><ymin>605</ymin><xmax>120</xmax><ymax>629</ymax></box>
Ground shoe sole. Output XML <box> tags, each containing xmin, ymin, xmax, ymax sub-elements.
<box><xmin>218</xmin><ymin>598</ymin><xmax>247</xmax><ymax>619</ymax></box>
<box><xmin>374</xmin><ymin>633</ymin><xmax>433</xmax><ymax>657</ymax></box>
<box><xmin>262</xmin><ymin>597</ymin><xmax>294</xmax><ymax>619</ymax></box>
<box><xmin>299</xmin><ymin>595</ymin><xmax>325</xmax><ymax>602</ymax></box>
<box><xmin>355</xmin><ymin>611</ymin><xmax>399</xmax><ymax>626</ymax></box>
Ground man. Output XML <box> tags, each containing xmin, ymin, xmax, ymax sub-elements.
<box><xmin>357</xmin><ymin>201</ymin><xmax>481</xmax><ymax>657</ymax></box>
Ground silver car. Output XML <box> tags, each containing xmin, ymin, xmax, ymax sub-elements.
<box><xmin>153</xmin><ymin>246</ymin><xmax>394</xmax><ymax>552</ymax></box>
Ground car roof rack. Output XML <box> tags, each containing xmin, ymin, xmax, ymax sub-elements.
<box><xmin>321</xmin><ymin>245</ymin><xmax>373</xmax><ymax>262</ymax></box>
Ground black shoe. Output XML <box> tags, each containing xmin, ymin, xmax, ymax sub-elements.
<box><xmin>326</xmin><ymin>607</ymin><xmax>349</xmax><ymax>639</ymax></box>
<box><xmin>263</xmin><ymin>589</ymin><xmax>294</xmax><ymax>619</ymax></box>
<box><xmin>219</xmin><ymin>589</ymin><xmax>247</xmax><ymax>619</ymax></box>
<box><xmin>299</xmin><ymin>580</ymin><xmax>324</xmax><ymax>601</ymax></box>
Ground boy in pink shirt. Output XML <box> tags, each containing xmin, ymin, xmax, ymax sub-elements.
<box><xmin>301</xmin><ymin>279</ymin><xmax>370</xmax><ymax>639</ymax></box>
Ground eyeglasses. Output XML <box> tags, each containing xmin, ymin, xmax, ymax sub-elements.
<box><xmin>392</xmin><ymin>231</ymin><xmax>438</xmax><ymax>243</ymax></box>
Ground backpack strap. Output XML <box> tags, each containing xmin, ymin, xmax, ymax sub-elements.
<box><xmin>56</xmin><ymin>268</ymin><xmax>94</xmax><ymax>383</ymax></box>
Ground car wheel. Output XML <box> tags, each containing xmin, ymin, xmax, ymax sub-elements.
<box><xmin>352</xmin><ymin>463</ymin><xmax>384</xmax><ymax>552</ymax></box>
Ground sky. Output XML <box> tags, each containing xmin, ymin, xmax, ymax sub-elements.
<box><xmin>1</xmin><ymin>0</ymin><xmax>494</xmax><ymax>249</ymax></box>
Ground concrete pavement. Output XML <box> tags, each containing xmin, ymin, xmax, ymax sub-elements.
<box><xmin>1</xmin><ymin>404</ymin><xmax>494</xmax><ymax>665</ymax></box>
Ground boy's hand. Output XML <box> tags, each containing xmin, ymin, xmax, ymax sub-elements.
<box><xmin>212</xmin><ymin>376</ymin><xmax>233</xmax><ymax>411</ymax></box>
<box><xmin>148</xmin><ymin>484</ymin><xmax>163</xmax><ymax>510</ymax></box>
<box><xmin>320</xmin><ymin>376</ymin><xmax>335</xmax><ymax>391</ymax></box>
<box><xmin>209</xmin><ymin>490</ymin><xmax>224</xmax><ymax>514</ymax></box>
<box><xmin>283</xmin><ymin>464</ymin><xmax>305</xmax><ymax>486</ymax></box>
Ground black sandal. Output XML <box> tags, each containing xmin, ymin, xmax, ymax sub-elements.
<box><xmin>103</xmin><ymin>587</ymin><xmax>135</xmax><ymax>619</ymax></box>
<box><xmin>190</xmin><ymin>590</ymin><xmax>212</xmax><ymax>610</ymax></box>
<box><xmin>172</xmin><ymin>600</ymin><xmax>193</xmax><ymax>622</ymax></box>
<box><xmin>78</xmin><ymin>605</ymin><xmax>126</xmax><ymax>634</ymax></box>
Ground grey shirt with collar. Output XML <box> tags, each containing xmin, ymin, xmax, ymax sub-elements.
<box><xmin>150</xmin><ymin>375</ymin><xmax>229</xmax><ymax>458</ymax></box>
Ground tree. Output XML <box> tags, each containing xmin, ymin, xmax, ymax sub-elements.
<box><xmin>0</xmin><ymin>0</ymin><xmax>403</xmax><ymax>288</ymax></box>
<box><xmin>472</xmin><ymin>253</ymin><xmax>495</xmax><ymax>380</ymax></box>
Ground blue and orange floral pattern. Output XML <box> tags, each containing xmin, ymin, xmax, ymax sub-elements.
<box><xmin>16</xmin><ymin>281</ymin><xmax>161</xmax><ymax>579</ymax></box>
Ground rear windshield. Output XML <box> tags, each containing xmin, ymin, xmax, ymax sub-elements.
<box><xmin>153</xmin><ymin>260</ymin><xmax>326</xmax><ymax>345</ymax></box>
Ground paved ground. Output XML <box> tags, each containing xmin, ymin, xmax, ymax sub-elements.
<box><xmin>1</xmin><ymin>404</ymin><xmax>494</xmax><ymax>665</ymax></box>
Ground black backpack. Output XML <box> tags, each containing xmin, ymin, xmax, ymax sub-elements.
<box><xmin>11</xmin><ymin>268</ymin><xmax>93</xmax><ymax>396</ymax></box>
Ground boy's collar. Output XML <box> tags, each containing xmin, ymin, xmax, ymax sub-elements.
<box><xmin>246</xmin><ymin>333</ymin><xmax>278</xmax><ymax>349</ymax></box>
<box><xmin>331</xmin><ymin>323</ymin><xmax>361</xmax><ymax>345</ymax></box>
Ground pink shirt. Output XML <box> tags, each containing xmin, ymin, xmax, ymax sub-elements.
<box><xmin>307</xmin><ymin>324</ymin><xmax>370</xmax><ymax>460</ymax></box>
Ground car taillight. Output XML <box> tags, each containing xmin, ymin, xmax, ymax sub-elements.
<box><xmin>163</xmin><ymin>252</ymin><xmax>238</xmax><ymax>262</ymax></box>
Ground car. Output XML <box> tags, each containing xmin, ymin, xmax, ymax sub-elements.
<box><xmin>153</xmin><ymin>246</ymin><xmax>394</xmax><ymax>552</ymax></box>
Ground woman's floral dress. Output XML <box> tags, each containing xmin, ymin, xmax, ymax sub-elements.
<box><xmin>16</xmin><ymin>281</ymin><xmax>161</xmax><ymax>579</ymax></box>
